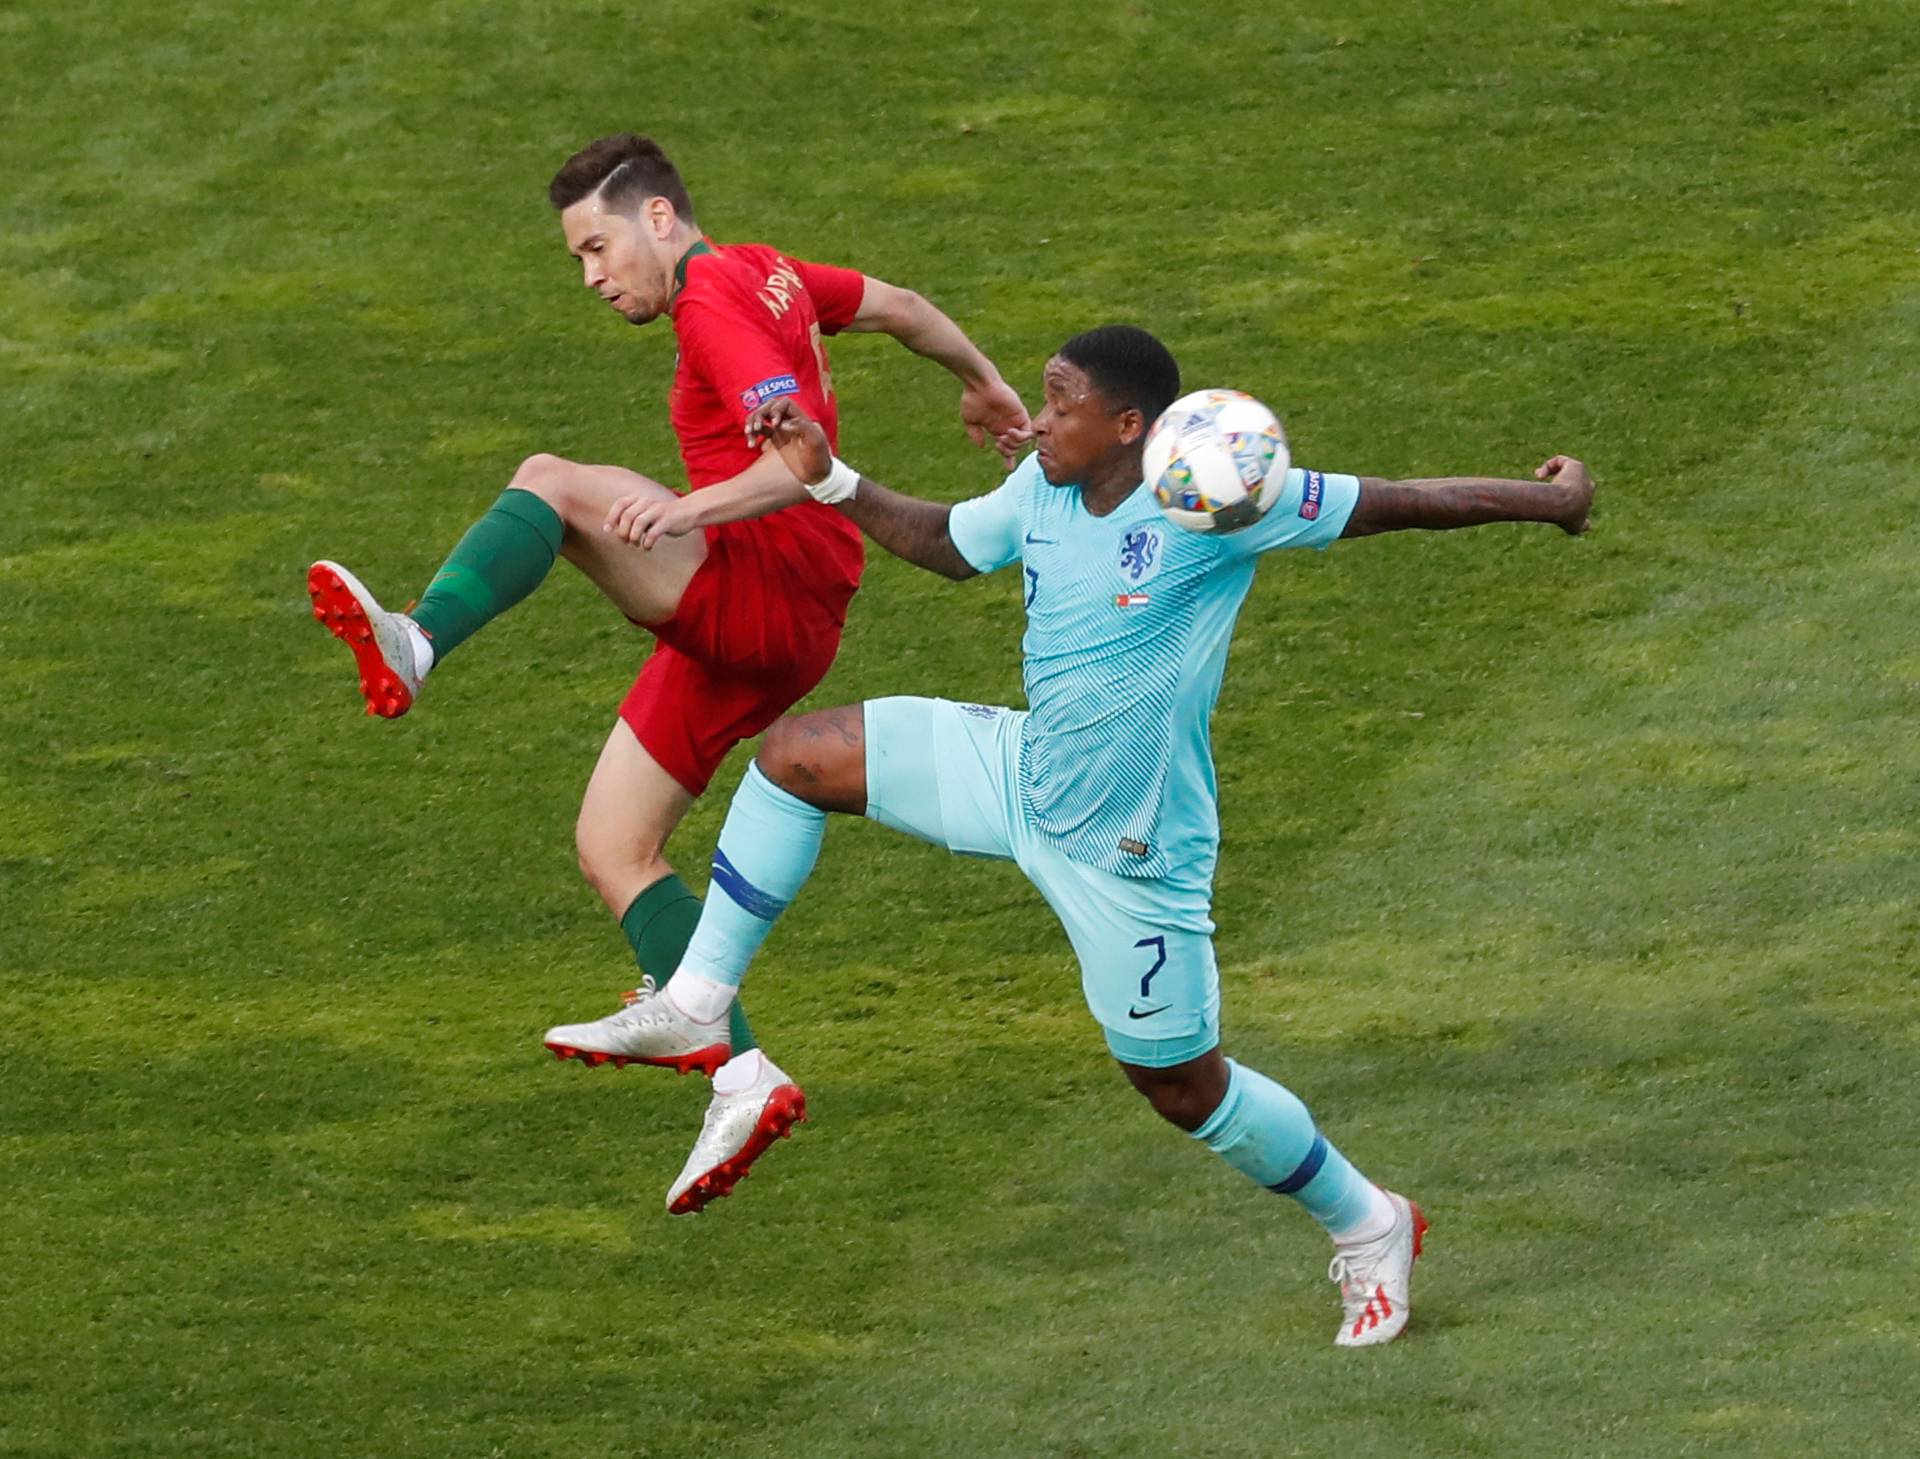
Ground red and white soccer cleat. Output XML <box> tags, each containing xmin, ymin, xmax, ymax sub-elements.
<box><xmin>666</xmin><ymin>1051</ymin><xmax>808</xmax><ymax>1216</ymax></box>
<box><xmin>307</xmin><ymin>560</ymin><xmax>425</xmax><ymax>718</ymax></box>
<box><xmin>1329</xmin><ymin>1191</ymin><xmax>1428</xmax><ymax>1348</ymax></box>
<box><xmin>542</xmin><ymin>978</ymin><xmax>732</xmax><ymax>1076</ymax></box>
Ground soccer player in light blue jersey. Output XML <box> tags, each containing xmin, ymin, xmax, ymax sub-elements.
<box><xmin>549</xmin><ymin>324</ymin><xmax>1595</xmax><ymax>1346</ymax></box>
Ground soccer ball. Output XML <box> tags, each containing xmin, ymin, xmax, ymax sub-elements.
<box><xmin>1143</xmin><ymin>388</ymin><xmax>1291</xmax><ymax>533</ymax></box>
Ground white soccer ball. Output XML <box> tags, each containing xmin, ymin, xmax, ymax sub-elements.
<box><xmin>1143</xmin><ymin>388</ymin><xmax>1291</xmax><ymax>534</ymax></box>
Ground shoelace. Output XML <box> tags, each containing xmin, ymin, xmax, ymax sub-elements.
<box><xmin>614</xmin><ymin>977</ymin><xmax>672</xmax><ymax>1025</ymax></box>
<box><xmin>1327</xmin><ymin>1240</ymin><xmax>1393</xmax><ymax>1297</ymax></box>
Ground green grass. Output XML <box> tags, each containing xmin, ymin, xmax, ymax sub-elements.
<box><xmin>5</xmin><ymin>1</ymin><xmax>1919</xmax><ymax>1454</ymax></box>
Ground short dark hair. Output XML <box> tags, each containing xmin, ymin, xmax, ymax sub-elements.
<box><xmin>548</xmin><ymin>134</ymin><xmax>696</xmax><ymax>224</ymax></box>
<box><xmin>1056</xmin><ymin>324</ymin><xmax>1181</xmax><ymax>425</ymax></box>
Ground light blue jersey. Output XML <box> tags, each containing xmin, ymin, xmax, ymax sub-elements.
<box><xmin>947</xmin><ymin>457</ymin><xmax>1359</xmax><ymax>892</ymax></box>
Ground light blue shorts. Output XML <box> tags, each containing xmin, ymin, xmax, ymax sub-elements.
<box><xmin>864</xmin><ymin>696</ymin><xmax>1220</xmax><ymax>1068</ymax></box>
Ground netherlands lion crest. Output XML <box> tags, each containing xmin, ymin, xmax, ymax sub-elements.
<box><xmin>1118</xmin><ymin>524</ymin><xmax>1165</xmax><ymax>587</ymax></box>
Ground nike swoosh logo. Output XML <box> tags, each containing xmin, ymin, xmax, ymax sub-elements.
<box><xmin>1024</xmin><ymin>532</ymin><xmax>1056</xmax><ymax>545</ymax></box>
<box><xmin>1127</xmin><ymin>1004</ymin><xmax>1170</xmax><ymax>1020</ymax></box>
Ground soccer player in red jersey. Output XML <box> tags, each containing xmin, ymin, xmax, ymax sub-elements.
<box><xmin>308</xmin><ymin>134</ymin><xmax>1030</xmax><ymax>1205</ymax></box>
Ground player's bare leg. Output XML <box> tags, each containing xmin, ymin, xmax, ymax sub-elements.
<box><xmin>574</xmin><ymin>719</ymin><xmax>697</xmax><ymax>917</ymax></box>
<box><xmin>308</xmin><ymin>454</ymin><xmax>704</xmax><ymax>716</ymax></box>
<box><xmin>1124</xmin><ymin>1048</ymin><xmax>1425</xmax><ymax>1347</ymax></box>
<box><xmin>507</xmin><ymin>454</ymin><xmax>705</xmax><ymax>625</ymax></box>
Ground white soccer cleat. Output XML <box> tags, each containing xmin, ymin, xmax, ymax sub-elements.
<box><xmin>666</xmin><ymin>1051</ymin><xmax>808</xmax><ymax>1215</ymax></box>
<box><xmin>1329</xmin><ymin>1191</ymin><xmax>1428</xmax><ymax>1348</ymax></box>
<box><xmin>542</xmin><ymin>977</ymin><xmax>732</xmax><ymax>1076</ymax></box>
<box><xmin>306</xmin><ymin>559</ymin><xmax>425</xmax><ymax>718</ymax></box>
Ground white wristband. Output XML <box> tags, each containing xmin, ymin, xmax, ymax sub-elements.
<box><xmin>804</xmin><ymin>457</ymin><xmax>860</xmax><ymax>505</ymax></box>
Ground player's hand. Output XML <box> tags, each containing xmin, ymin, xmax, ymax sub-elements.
<box><xmin>604</xmin><ymin>492</ymin><xmax>703</xmax><ymax>549</ymax></box>
<box><xmin>1534</xmin><ymin>454</ymin><xmax>1595</xmax><ymax>536</ymax></box>
<box><xmin>745</xmin><ymin>396</ymin><xmax>833</xmax><ymax>485</ymax></box>
<box><xmin>960</xmin><ymin>378</ymin><xmax>1034</xmax><ymax>469</ymax></box>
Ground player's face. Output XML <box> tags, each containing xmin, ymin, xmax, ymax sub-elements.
<box><xmin>1031</xmin><ymin>357</ymin><xmax>1143</xmax><ymax>487</ymax></box>
<box><xmin>561</xmin><ymin>195</ymin><xmax>678</xmax><ymax>325</ymax></box>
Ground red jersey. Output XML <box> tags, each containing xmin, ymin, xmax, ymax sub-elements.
<box><xmin>668</xmin><ymin>240</ymin><xmax>867</xmax><ymax>596</ymax></box>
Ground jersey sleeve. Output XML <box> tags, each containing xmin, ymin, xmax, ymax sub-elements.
<box><xmin>675</xmin><ymin>297</ymin><xmax>809</xmax><ymax>429</ymax></box>
<box><xmin>1217</xmin><ymin>467</ymin><xmax>1361</xmax><ymax>559</ymax></box>
<box><xmin>793</xmin><ymin>258</ymin><xmax>866</xmax><ymax>335</ymax></box>
<box><xmin>946</xmin><ymin>469</ymin><xmax>1028</xmax><ymax>574</ymax></box>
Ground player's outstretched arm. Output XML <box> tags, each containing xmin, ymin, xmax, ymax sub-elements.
<box><xmin>747</xmin><ymin>398</ymin><xmax>978</xmax><ymax>581</ymax></box>
<box><xmin>837</xmin><ymin>478</ymin><xmax>979</xmax><ymax>581</ymax></box>
<box><xmin>1341</xmin><ymin>455</ymin><xmax>1594</xmax><ymax>538</ymax></box>
<box><xmin>846</xmin><ymin>278</ymin><xmax>1033</xmax><ymax>468</ymax></box>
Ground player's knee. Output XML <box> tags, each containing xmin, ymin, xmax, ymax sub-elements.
<box><xmin>510</xmin><ymin>453</ymin><xmax>578</xmax><ymax>511</ymax></box>
<box><xmin>1121</xmin><ymin>1058</ymin><xmax>1228</xmax><ymax>1133</ymax></box>
<box><xmin>755</xmin><ymin>718</ymin><xmax>805</xmax><ymax>792</ymax></box>
<box><xmin>755</xmin><ymin>714</ymin><xmax>859</xmax><ymax>809</ymax></box>
<box><xmin>573</xmin><ymin>825</ymin><xmax>616</xmax><ymax>898</ymax></box>
<box><xmin>574</xmin><ymin>818</ymin><xmax>668</xmax><ymax>905</ymax></box>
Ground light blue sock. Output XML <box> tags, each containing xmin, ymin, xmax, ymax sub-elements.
<box><xmin>679</xmin><ymin>763</ymin><xmax>827</xmax><ymax>989</ymax></box>
<box><xmin>1192</xmin><ymin>1058</ymin><xmax>1383</xmax><ymax>1237</ymax></box>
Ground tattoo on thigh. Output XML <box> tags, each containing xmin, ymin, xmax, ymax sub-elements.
<box><xmin>828</xmin><ymin>705</ymin><xmax>863</xmax><ymax>747</ymax></box>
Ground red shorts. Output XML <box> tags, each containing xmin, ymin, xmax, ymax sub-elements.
<box><xmin>620</xmin><ymin>510</ymin><xmax>861</xmax><ymax>796</ymax></box>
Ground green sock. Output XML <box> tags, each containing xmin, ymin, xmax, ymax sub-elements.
<box><xmin>621</xmin><ymin>873</ymin><xmax>757</xmax><ymax>1055</ymax></box>
<box><xmin>411</xmin><ymin>488</ymin><xmax>565</xmax><ymax>660</ymax></box>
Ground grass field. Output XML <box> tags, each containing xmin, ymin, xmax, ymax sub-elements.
<box><xmin>5</xmin><ymin>1</ymin><xmax>1919</xmax><ymax>1455</ymax></box>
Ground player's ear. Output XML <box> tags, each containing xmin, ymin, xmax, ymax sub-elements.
<box><xmin>1116</xmin><ymin>407</ymin><xmax>1147</xmax><ymax>446</ymax></box>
